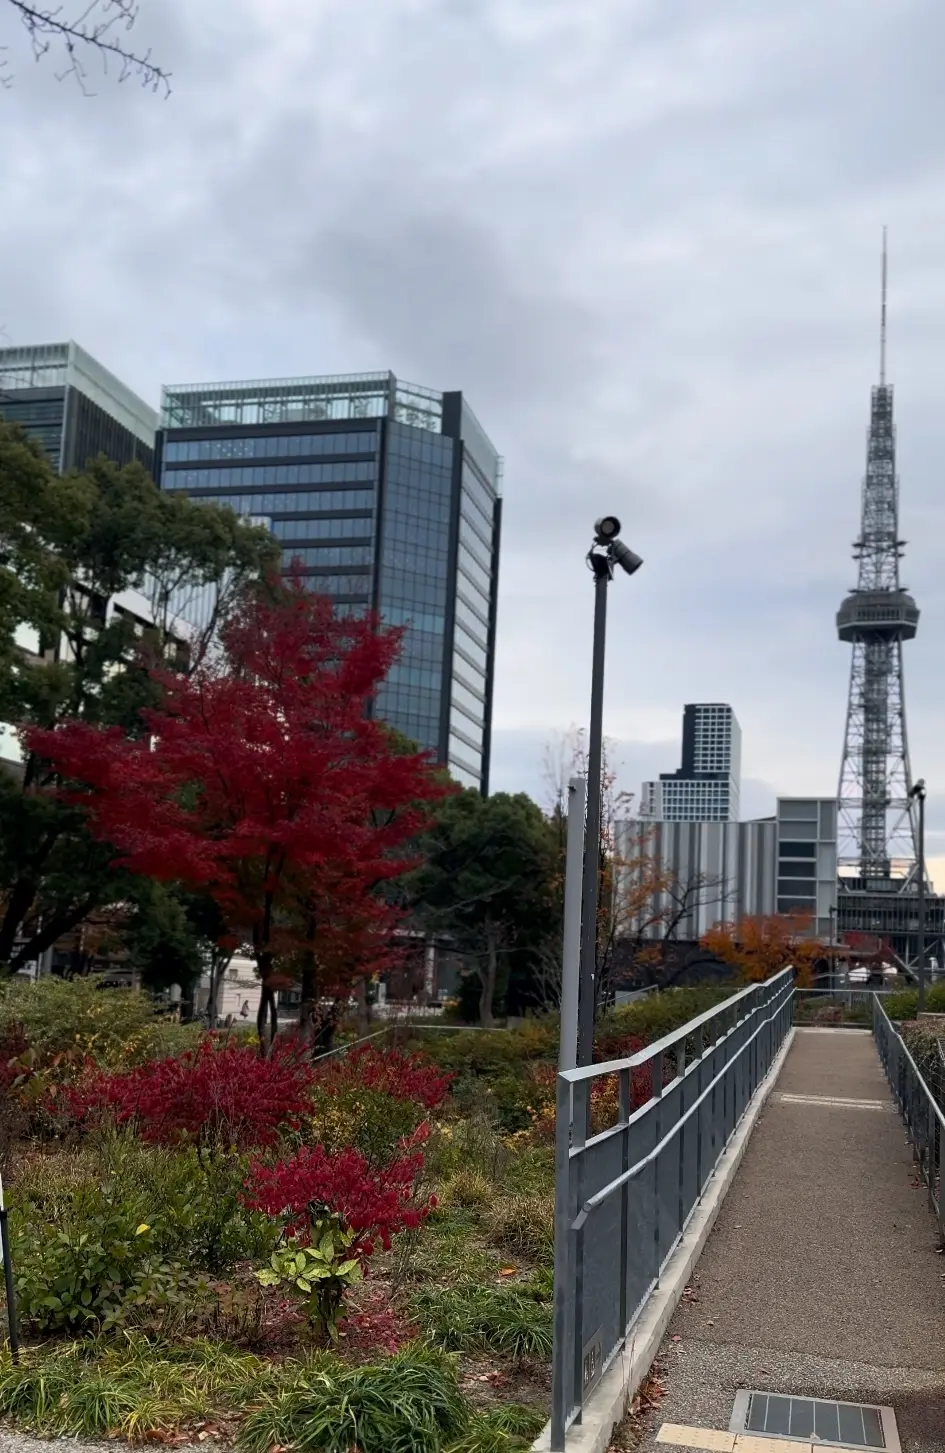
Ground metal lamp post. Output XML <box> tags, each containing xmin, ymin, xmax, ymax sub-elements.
<box><xmin>910</xmin><ymin>778</ymin><xmax>927</xmax><ymax>1013</ymax></box>
<box><xmin>575</xmin><ymin>518</ymin><xmax>643</xmax><ymax>1067</ymax></box>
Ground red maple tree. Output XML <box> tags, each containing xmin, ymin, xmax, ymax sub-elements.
<box><xmin>30</xmin><ymin>579</ymin><xmax>451</xmax><ymax>1047</ymax></box>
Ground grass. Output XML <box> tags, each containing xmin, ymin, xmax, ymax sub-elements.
<box><xmin>485</xmin><ymin>1192</ymin><xmax>554</xmax><ymax>1262</ymax></box>
<box><xmin>239</xmin><ymin>1343</ymin><xmax>467</xmax><ymax>1453</ymax></box>
<box><xmin>0</xmin><ymin>1336</ymin><xmax>545</xmax><ymax>1452</ymax></box>
<box><xmin>409</xmin><ymin>1284</ymin><xmax>553</xmax><ymax>1360</ymax></box>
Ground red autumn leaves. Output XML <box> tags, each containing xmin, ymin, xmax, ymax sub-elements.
<box><xmin>29</xmin><ymin>579</ymin><xmax>451</xmax><ymax>1007</ymax></box>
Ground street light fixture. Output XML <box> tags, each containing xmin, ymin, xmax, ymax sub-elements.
<box><xmin>574</xmin><ymin>517</ymin><xmax>643</xmax><ymax>1067</ymax></box>
<box><xmin>909</xmin><ymin>778</ymin><xmax>927</xmax><ymax>1014</ymax></box>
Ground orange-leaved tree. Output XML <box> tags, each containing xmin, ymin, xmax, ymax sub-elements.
<box><xmin>700</xmin><ymin>913</ymin><xmax>821</xmax><ymax>985</ymax></box>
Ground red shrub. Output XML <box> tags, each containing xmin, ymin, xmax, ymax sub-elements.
<box><xmin>316</xmin><ymin>1044</ymin><xmax>453</xmax><ymax>1110</ymax></box>
<box><xmin>245</xmin><ymin>1139</ymin><xmax>434</xmax><ymax>1260</ymax></box>
<box><xmin>69</xmin><ymin>1037</ymin><xmax>315</xmax><ymax>1150</ymax></box>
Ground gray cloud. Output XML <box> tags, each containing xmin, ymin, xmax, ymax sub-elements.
<box><xmin>2</xmin><ymin>0</ymin><xmax>945</xmax><ymax>839</ymax></box>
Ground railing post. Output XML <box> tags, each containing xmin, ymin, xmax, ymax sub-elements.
<box><xmin>695</xmin><ymin>1025</ymin><xmax>706</xmax><ymax>1197</ymax></box>
<box><xmin>550</xmin><ymin>1073</ymin><xmax>575</xmax><ymax>1451</ymax></box>
<box><xmin>619</xmin><ymin>1066</ymin><xmax>631</xmax><ymax>1339</ymax></box>
<box><xmin>571</xmin><ymin>1079</ymin><xmax>588</xmax><ymax>1430</ymax></box>
<box><xmin>652</xmin><ymin>1052</ymin><xmax>664</xmax><ymax>1284</ymax></box>
<box><xmin>938</xmin><ymin>1121</ymin><xmax>945</xmax><ymax>1247</ymax></box>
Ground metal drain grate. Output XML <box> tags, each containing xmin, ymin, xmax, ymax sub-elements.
<box><xmin>731</xmin><ymin>1391</ymin><xmax>895</xmax><ymax>1450</ymax></box>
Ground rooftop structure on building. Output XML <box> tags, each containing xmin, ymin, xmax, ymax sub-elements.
<box><xmin>641</xmin><ymin>703</ymin><xmax>741</xmax><ymax>822</ymax></box>
<box><xmin>0</xmin><ymin>340</ymin><xmax>157</xmax><ymax>474</ymax></box>
<box><xmin>156</xmin><ymin>370</ymin><xmax>502</xmax><ymax>794</ymax></box>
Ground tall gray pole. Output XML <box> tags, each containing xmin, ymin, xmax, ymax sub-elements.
<box><xmin>576</xmin><ymin>566</ymin><xmax>610</xmax><ymax>1066</ymax></box>
<box><xmin>917</xmin><ymin>788</ymin><xmax>927</xmax><ymax>1014</ymax></box>
<box><xmin>558</xmin><ymin>776</ymin><xmax>586</xmax><ymax>1072</ymax></box>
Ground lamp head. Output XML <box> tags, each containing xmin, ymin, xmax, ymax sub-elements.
<box><xmin>610</xmin><ymin>538</ymin><xmax>643</xmax><ymax>576</ymax></box>
<box><xmin>594</xmin><ymin>516</ymin><xmax>621</xmax><ymax>545</ymax></box>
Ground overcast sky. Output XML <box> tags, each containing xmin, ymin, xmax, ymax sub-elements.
<box><xmin>3</xmin><ymin>0</ymin><xmax>945</xmax><ymax>867</ymax></box>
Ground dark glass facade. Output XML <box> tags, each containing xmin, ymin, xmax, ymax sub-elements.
<box><xmin>0</xmin><ymin>342</ymin><xmax>156</xmax><ymax>476</ymax></box>
<box><xmin>155</xmin><ymin>375</ymin><xmax>501</xmax><ymax>792</ymax></box>
<box><xmin>0</xmin><ymin>390</ymin><xmax>65</xmax><ymax>469</ymax></box>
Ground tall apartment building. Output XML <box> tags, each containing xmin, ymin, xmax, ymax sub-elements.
<box><xmin>0</xmin><ymin>340</ymin><xmax>157</xmax><ymax>475</ymax></box>
<box><xmin>156</xmin><ymin>371</ymin><xmax>501</xmax><ymax>793</ymax></box>
<box><xmin>641</xmin><ymin>703</ymin><xmax>741</xmax><ymax>822</ymax></box>
<box><xmin>616</xmin><ymin>797</ymin><xmax>838</xmax><ymax>942</ymax></box>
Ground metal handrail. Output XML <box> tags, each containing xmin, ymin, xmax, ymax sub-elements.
<box><xmin>549</xmin><ymin>969</ymin><xmax>794</xmax><ymax>1449</ymax></box>
<box><xmin>574</xmin><ymin>988</ymin><xmax>790</xmax><ymax>1226</ymax></box>
<box><xmin>873</xmin><ymin>995</ymin><xmax>945</xmax><ymax>1132</ymax></box>
<box><xmin>560</xmin><ymin>969</ymin><xmax>791</xmax><ymax>1084</ymax></box>
<box><xmin>873</xmin><ymin>994</ymin><xmax>945</xmax><ymax>1240</ymax></box>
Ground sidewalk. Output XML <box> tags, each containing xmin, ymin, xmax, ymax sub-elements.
<box><xmin>635</xmin><ymin>1028</ymin><xmax>945</xmax><ymax>1453</ymax></box>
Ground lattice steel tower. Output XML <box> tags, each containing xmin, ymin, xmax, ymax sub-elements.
<box><xmin>836</xmin><ymin>233</ymin><xmax>920</xmax><ymax>883</ymax></box>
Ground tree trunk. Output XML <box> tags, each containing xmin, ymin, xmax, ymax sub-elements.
<box><xmin>256</xmin><ymin>960</ymin><xmax>279</xmax><ymax>1057</ymax></box>
<box><xmin>479</xmin><ymin>922</ymin><xmax>498</xmax><ymax>1028</ymax></box>
<box><xmin>297</xmin><ymin>955</ymin><xmax>318</xmax><ymax>1050</ymax></box>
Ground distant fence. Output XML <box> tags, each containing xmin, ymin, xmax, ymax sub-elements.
<box><xmin>310</xmin><ymin>1020</ymin><xmax>506</xmax><ymax>1065</ymax></box>
<box><xmin>549</xmin><ymin>968</ymin><xmax>794</xmax><ymax>1449</ymax></box>
<box><xmin>873</xmin><ymin>996</ymin><xmax>945</xmax><ymax>1243</ymax></box>
<box><xmin>793</xmin><ymin>986</ymin><xmax>898</xmax><ymax>1024</ymax></box>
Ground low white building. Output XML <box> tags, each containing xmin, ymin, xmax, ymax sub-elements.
<box><xmin>616</xmin><ymin>797</ymin><xmax>838</xmax><ymax>944</ymax></box>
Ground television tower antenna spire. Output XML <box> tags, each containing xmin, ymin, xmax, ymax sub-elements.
<box><xmin>880</xmin><ymin>226</ymin><xmax>888</xmax><ymax>386</ymax></box>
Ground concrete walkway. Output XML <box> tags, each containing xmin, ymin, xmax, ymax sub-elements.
<box><xmin>636</xmin><ymin>1029</ymin><xmax>945</xmax><ymax>1453</ymax></box>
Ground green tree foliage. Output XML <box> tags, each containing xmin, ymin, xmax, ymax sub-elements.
<box><xmin>408</xmin><ymin>790</ymin><xmax>560</xmax><ymax>1025</ymax></box>
<box><xmin>0</xmin><ymin>421</ymin><xmax>277</xmax><ymax>974</ymax></box>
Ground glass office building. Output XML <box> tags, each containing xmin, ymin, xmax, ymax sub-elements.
<box><xmin>0</xmin><ymin>341</ymin><xmax>157</xmax><ymax>474</ymax></box>
<box><xmin>156</xmin><ymin>372</ymin><xmax>501</xmax><ymax>793</ymax></box>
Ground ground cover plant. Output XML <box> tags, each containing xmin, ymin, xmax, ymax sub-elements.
<box><xmin>0</xmin><ymin>975</ymin><xmax>743</xmax><ymax>1449</ymax></box>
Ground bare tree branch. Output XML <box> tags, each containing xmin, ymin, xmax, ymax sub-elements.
<box><xmin>4</xmin><ymin>0</ymin><xmax>170</xmax><ymax>94</ymax></box>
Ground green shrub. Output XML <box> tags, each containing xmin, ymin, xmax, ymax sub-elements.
<box><xmin>256</xmin><ymin>1219</ymin><xmax>363</xmax><ymax>1342</ymax></box>
<box><xmin>13</xmin><ymin>1133</ymin><xmax>275</xmax><ymax>1278</ymax></box>
<box><xmin>9</xmin><ymin>1203</ymin><xmax>209</xmax><ymax>1334</ymax></box>
<box><xmin>409</xmin><ymin>1020</ymin><xmax>558</xmax><ymax>1077</ymax></box>
<box><xmin>425</xmin><ymin>1114</ymin><xmax>510</xmax><ymax>1185</ymax></box>
<box><xmin>409</xmin><ymin>1283</ymin><xmax>553</xmax><ymax>1359</ymax></box>
<box><xmin>408</xmin><ymin>991</ymin><xmax>740</xmax><ymax>1087</ymax></box>
<box><xmin>0</xmin><ymin>976</ymin><xmax>199</xmax><ymax>1070</ymax></box>
<box><xmin>487</xmin><ymin>1072</ymin><xmax>543</xmax><ymax>1133</ymax></box>
<box><xmin>883</xmin><ymin>981</ymin><xmax>945</xmax><ymax>1022</ymax></box>
<box><xmin>595</xmin><ymin>984</ymin><xmax>740</xmax><ymax>1057</ymax></box>
<box><xmin>303</xmin><ymin>1083</ymin><xmax>425</xmax><ymax>1167</ymax></box>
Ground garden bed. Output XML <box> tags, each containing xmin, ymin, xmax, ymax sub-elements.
<box><xmin>0</xmin><ymin>977</ymin><xmax>741</xmax><ymax>1452</ymax></box>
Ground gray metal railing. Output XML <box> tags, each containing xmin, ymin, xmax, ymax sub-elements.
<box><xmin>873</xmin><ymin>995</ymin><xmax>945</xmax><ymax>1242</ymax></box>
<box><xmin>549</xmin><ymin>969</ymin><xmax>794</xmax><ymax>1449</ymax></box>
<box><xmin>793</xmin><ymin>986</ymin><xmax>897</xmax><ymax>1020</ymax></box>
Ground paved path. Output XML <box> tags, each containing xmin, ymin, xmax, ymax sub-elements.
<box><xmin>636</xmin><ymin>1029</ymin><xmax>945</xmax><ymax>1453</ymax></box>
